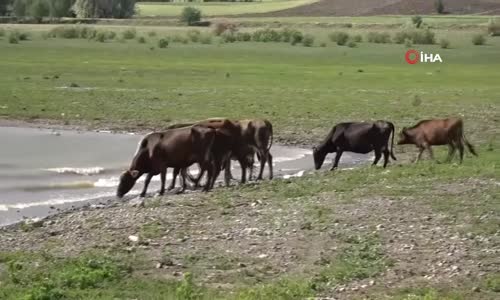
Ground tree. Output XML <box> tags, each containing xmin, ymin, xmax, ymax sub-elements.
<box><xmin>73</xmin><ymin>0</ymin><xmax>136</xmax><ymax>18</ymax></box>
<box><xmin>181</xmin><ymin>6</ymin><xmax>201</xmax><ymax>26</ymax></box>
<box><xmin>29</xmin><ymin>0</ymin><xmax>49</xmax><ymax>21</ymax></box>
<box><xmin>0</xmin><ymin>0</ymin><xmax>11</xmax><ymax>16</ymax></box>
<box><xmin>435</xmin><ymin>0</ymin><xmax>444</xmax><ymax>14</ymax></box>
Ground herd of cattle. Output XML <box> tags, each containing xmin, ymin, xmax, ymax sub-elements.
<box><xmin>116</xmin><ymin>117</ymin><xmax>477</xmax><ymax>198</ymax></box>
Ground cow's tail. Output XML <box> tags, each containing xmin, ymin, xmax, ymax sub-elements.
<box><xmin>462</xmin><ymin>132</ymin><xmax>478</xmax><ymax>157</ymax></box>
<box><xmin>267</xmin><ymin>123</ymin><xmax>274</xmax><ymax>153</ymax></box>
<box><xmin>388</xmin><ymin>122</ymin><xmax>397</xmax><ymax>161</ymax></box>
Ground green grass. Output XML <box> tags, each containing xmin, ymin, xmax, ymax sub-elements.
<box><xmin>137</xmin><ymin>0</ymin><xmax>319</xmax><ymax>17</ymax></box>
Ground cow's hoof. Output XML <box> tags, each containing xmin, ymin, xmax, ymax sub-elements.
<box><xmin>139</xmin><ymin>193</ymin><xmax>146</xmax><ymax>198</ymax></box>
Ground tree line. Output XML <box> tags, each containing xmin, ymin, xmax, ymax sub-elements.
<box><xmin>0</xmin><ymin>0</ymin><xmax>136</xmax><ymax>18</ymax></box>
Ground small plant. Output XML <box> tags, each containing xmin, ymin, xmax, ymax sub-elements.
<box><xmin>158</xmin><ymin>38</ymin><xmax>169</xmax><ymax>48</ymax></box>
<box><xmin>221</xmin><ymin>31</ymin><xmax>237</xmax><ymax>43</ymax></box>
<box><xmin>122</xmin><ymin>28</ymin><xmax>137</xmax><ymax>40</ymax></box>
<box><xmin>329</xmin><ymin>31</ymin><xmax>349</xmax><ymax>45</ymax></box>
<box><xmin>440</xmin><ymin>38</ymin><xmax>450</xmax><ymax>49</ymax></box>
<box><xmin>8</xmin><ymin>32</ymin><xmax>19</xmax><ymax>44</ymax></box>
<box><xmin>106</xmin><ymin>31</ymin><xmax>116</xmax><ymax>40</ymax></box>
<box><xmin>213</xmin><ymin>21</ymin><xmax>236</xmax><ymax>36</ymax></box>
<box><xmin>367</xmin><ymin>32</ymin><xmax>391</xmax><ymax>44</ymax></box>
<box><xmin>352</xmin><ymin>34</ymin><xmax>362</xmax><ymax>43</ymax></box>
<box><xmin>187</xmin><ymin>29</ymin><xmax>201</xmax><ymax>42</ymax></box>
<box><xmin>393</xmin><ymin>29</ymin><xmax>435</xmax><ymax>45</ymax></box>
<box><xmin>320</xmin><ymin>42</ymin><xmax>327</xmax><ymax>47</ymax></box>
<box><xmin>137</xmin><ymin>36</ymin><xmax>146</xmax><ymax>44</ymax></box>
<box><xmin>236</xmin><ymin>32</ymin><xmax>251</xmax><ymax>42</ymax></box>
<box><xmin>290</xmin><ymin>30</ymin><xmax>303</xmax><ymax>45</ymax></box>
<box><xmin>95</xmin><ymin>31</ymin><xmax>107</xmax><ymax>42</ymax></box>
<box><xmin>472</xmin><ymin>34</ymin><xmax>486</xmax><ymax>45</ymax></box>
<box><xmin>199</xmin><ymin>34</ymin><xmax>212</xmax><ymax>44</ymax></box>
<box><xmin>0</xmin><ymin>28</ymin><xmax>5</xmax><ymax>37</ymax></box>
<box><xmin>347</xmin><ymin>40</ymin><xmax>357</xmax><ymax>48</ymax></box>
<box><xmin>404</xmin><ymin>38</ymin><xmax>413</xmax><ymax>48</ymax></box>
<box><xmin>302</xmin><ymin>34</ymin><xmax>315</xmax><ymax>47</ymax></box>
<box><xmin>147</xmin><ymin>31</ymin><xmax>157</xmax><ymax>37</ymax></box>
<box><xmin>181</xmin><ymin>7</ymin><xmax>202</xmax><ymax>26</ymax></box>
<box><xmin>412</xmin><ymin>16</ymin><xmax>423</xmax><ymax>28</ymax></box>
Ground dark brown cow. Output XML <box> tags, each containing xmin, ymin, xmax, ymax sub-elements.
<box><xmin>397</xmin><ymin>118</ymin><xmax>477</xmax><ymax>163</ymax></box>
<box><xmin>116</xmin><ymin>126</ymin><xmax>215</xmax><ymax>198</ymax></box>
<box><xmin>313</xmin><ymin>121</ymin><xmax>396</xmax><ymax>170</ymax></box>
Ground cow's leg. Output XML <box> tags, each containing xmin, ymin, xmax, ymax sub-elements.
<box><xmin>159</xmin><ymin>169</ymin><xmax>167</xmax><ymax>195</ymax></box>
<box><xmin>257</xmin><ymin>151</ymin><xmax>266</xmax><ymax>180</ymax></box>
<box><xmin>211</xmin><ymin>160</ymin><xmax>223</xmax><ymax>190</ymax></box>
<box><xmin>267</xmin><ymin>152</ymin><xmax>273</xmax><ymax>180</ymax></box>
<box><xmin>223</xmin><ymin>159</ymin><xmax>232</xmax><ymax>187</ymax></box>
<box><xmin>239</xmin><ymin>159</ymin><xmax>247</xmax><ymax>184</ymax></box>
<box><xmin>140</xmin><ymin>173</ymin><xmax>153</xmax><ymax>197</ymax></box>
<box><xmin>457</xmin><ymin>140</ymin><xmax>465</xmax><ymax>164</ymax></box>
<box><xmin>445</xmin><ymin>143</ymin><xmax>456</xmax><ymax>163</ymax></box>
<box><xmin>426</xmin><ymin>145</ymin><xmax>435</xmax><ymax>161</ymax></box>
<box><xmin>168</xmin><ymin>168</ymin><xmax>180</xmax><ymax>191</ymax></box>
<box><xmin>383</xmin><ymin>149</ymin><xmax>390</xmax><ymax>168</ymax></box>
<box><xmin>331</xmin><ymin>151</ymin><xmax>343</xmax><ymax>171</ymax></box>
<box><xmin>372</xmin><ymin>149</ymin><xmax>382</xmax><ymax>166</ymax></box>
<box><xmin>179</xmin><ymin>169</ymin><xmax>187</xmax><ymax>193</ymax></box>
<box><xmin>415</xmin><ymin>146</ymin><xmax>425</xmax><ymax>163</ymax></box>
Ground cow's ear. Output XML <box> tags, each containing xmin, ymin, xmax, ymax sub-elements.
<box><xmin>129</xmin><ymin>170</ymin><xmax>140</xmax><ymax>178</ymax></box>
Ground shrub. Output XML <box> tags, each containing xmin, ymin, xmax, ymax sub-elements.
<box><xmin>186</xmin><ymin>29</ymin><xmax>201</xmax><ymax>42</ymax></box>
<box><xmin>0</xmin><ymin>28</ymin><xmax>5</xmax><ymax>37</ymax></box>
<box><xmin>172</xmin><ymin>35</ymin><xmax>189</xmax><ymax>44</ymax></box>
<box><xmin>367</xmin><ymin>32</ymin><xmax>391</xmax><ymax>43</ymax></box>
<box><xmin>158</xmin><ymin>38</ymin><xmax>169</xmax><ymax>48</ymax></box>
<box><xmin>122</xmin><ymin>28</ymin><xmax>136</xmax><ymax>40</ymax></box>
<box><xmin>95</xmin><ymin>31</ymin><xmax>107</xmax><ymax>42</ymax></box>
<box><xmin>440</xmin><ymin>38</ymin><xmax>450</xmax><ymax>49</ymax></box>
<box><xmin>393</xmin><ymin>29</ymin><xmax>435</xmax><ymax>44</ymax></box>
<box><xmin>48</xmin><ymin>26</ymin><xmax>80</xmax><ymax>39</ymax></box>
<box><xmin>352</xmin><ymin>34</ymin><xmax>362</xmax><ymax>43</ymax></box>
<box><xmin>320</xmin><ymin>42</ymin><xmax>326</xmax><ymax>47</ymax></box>
<box><xmin>8</xmin><ymin>32</ymin><xmax>19</xmax><ymax>44</ymax></box>
<box><xmin>290</xmin><ymin>30</ymin><xmax>303</xmax><ymax>45</ymax></box>
<box><xmin>411</xmin><ymin>16</ymin><xmax>423</xmax><ymax>28</ymax></box>
<box><xmin>181</xmin><ymin>6</ymin><xmax>201</xmax><ymax>26</ymax></box>
<box><xmin>147</xmin><ymin>31</ymin><xmax>157</xmax><ymax>37</ymax></box>
<box><xmin>199</xmin><ymin>34</ymin><xmax>212</xmax><ymax>44</ymax></box>
<box><xmin>137</xmin><ymin>36</ymin><xmax>146</xmax><ymax>44</ymax></box>
<box><xmin>221</xmin><ymin>31</ymin><xmax>236</xmax><ymax>43</ymax></box>
<box><xmin>106</xmin><ymin>31</ymin><xmax>116</xmax><ymax>40</ymax></box>
<box><xmin>347</xmin><ymin>40</ymin><xmax>357</xmax><ymax>48</ymax></box>
<box><xmin>302</xmin><ymin>34</ymin><xmax>314</xmax><ymax>47</ymax></box>
<box><xmin>487</xmin><ymin>19</ymin><xmax>500</xmax><ymax>36</ymax></box>
<box><xmin>252</xmin><ymin>28</ymin><xmax>281</xmax><ymax>42</ymax></box>
<box><xmin>435</xmin><ymin>0</ymin><xmax>444</xmax><ymax>14</ymax></box>
<box><xmin>404</xmin><ymin>38</ymin><xmax>413</xmax><ymax>48</ymax></box>
<box><xmin>213</xmin><ymin>21</ymin><xmax>236</xmax><ymax>36</ymax></box>
<box><xmin>80</xmin><ymin>27</ymin><xmax>97</xmax><ymax>39</ymax></box>
<box><xmin>472</xmin><ymin>34</ymin><xmax>486</xmax><ymax>45</ymax></box>
<box><xmin>329</xmin><ymin>31</ymin><xmax>349</xmax><ymax>45</ymax></box>
<box><xmin>236</xmin><ymin>32</ymin><xmax>251</xmax><ymax>42</ymax></box>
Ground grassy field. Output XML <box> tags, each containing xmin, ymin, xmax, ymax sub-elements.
<box><xmin>0</xmin><ymin>19</ymin><xmax>499</xmax><ymax>299</ymax></box>
<box><xmin>136</xmin><ymin>0</ymin><xmax>319</xmax><ymax>17</ymax></box>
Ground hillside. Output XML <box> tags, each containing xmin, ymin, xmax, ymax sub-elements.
<box><xmin>250</xmin><ymin>0</ymin><xmax>500</xmax><ymax>17</ymax></box>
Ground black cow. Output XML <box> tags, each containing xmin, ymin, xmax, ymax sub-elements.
<box><xmin>313</xmin><ymin>121</ymin><xmax>396</xmax><ymax>170</ymax></box>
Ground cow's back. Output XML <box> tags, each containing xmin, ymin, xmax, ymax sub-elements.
<box><xmin>412</xmin><ymin>118</ymin><xmax>462</xmax><ymax>145</ymax></box>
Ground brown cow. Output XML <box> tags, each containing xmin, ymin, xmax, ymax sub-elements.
<box><xmin>397</xmin><ymin>118</ymin><xmax>477</xmax><ymax>163</ymax></box>
<box><xmin>116</xmin><ymin>126</ymin><xmax>215</xmax><ymax>198</ymax></box>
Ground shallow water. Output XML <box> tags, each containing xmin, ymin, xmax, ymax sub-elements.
<box><xmin>0</xmin><ymin>126</ymin><xmax>371</xmax><ymax>226</ymax></box>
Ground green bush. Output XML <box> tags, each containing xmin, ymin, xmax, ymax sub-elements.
<box><xmin>8</xmin><ymin>32</ymin><xmax>19</xmax><ymax>44</ymax></box>
<box><xmin>472</xmin><ymin>34</ymin><xmax>486</xmax><ymax>45</ymax></box>
<box><xmin>290</xmin><ymin>30</ymin><xmax>303</xmax><ymax>45</ymax></box>
<box><xmin>221</xmin><ymin>31</ymin><xmax>237</xmax><ymax>43</ymax></box>
<box><xmin>186</xmin><ymin>29</ymin><xmax>201</xmax><ymax>42</ymax></box>
<box><xmin>95</xmin><ymin>31</ymin><xmax>107</xmax><ymax>42</ymax></box>
<box><xmin>48</xmin><ymin>26</ymin><xmax>80</xmax><ymax>39</ymax></box>
<box><xmin>147</xmin><ymin>31</ymin><xmax>157</xmax><ymax>37</ymax></box>
<box><xmin>302</xmin><ymin>34</ymin><xmax>314</xmax><ymax>47</ymax></box>
<box><xmin>440</xmin><ymin>38</ymin><xmax>450</xmax><ymax>49</ymax></box>
<box><xmin>236</xmin><ymin>32</ymin><xmax>251</xmax><ymax>42</ymax></box>
<box><xmin>158</xmin><ymin>38</ymin><xmax>169</xmax><ymax>48</ymax></box>
<box><xmin>393</xmin><ymin>29</ymin><xmax>435</xmax><ymax>45</ymax></box>
<box><xmin>122</xmin><ymin>28</ymin><xmax>136</xmax><ymax>40</ymax></box>
<box><xmin>137</xmin><ymin>36</ymin><xmax>146</xmax><ymax>44</ymax></box>
<box><xmin>213</xmin><ymin>21</ymin><xmax>236</xmax><ymax>36</ymax></box>
<box><xmin>0</xmin><ymin>28</ymin><xmax>5</xmax><ymax>37</ymax></box>
<box><xmin>411</xmin><ymin>16</ymin><xmax>423</xmax><ymax>28</ymax></box>
<box><xmin>352</xmin><ymin>34</ymin><xmax>362</xmax><ymax>43</ymax></box>
<box><xmin>347</xmin><ymin>40</ymin><xmax>357</xmax><ymax>48</ymax></box>
<box><xmin>487</xmin><ymin>19</ymin><xmax>500</xmax><ymax>36</ymax></box>
<box><xmin>367</xmin><ymin>32</ymin><xmax>391</xmax><ymax>43</ymax></box>
<box><xmin>181</xmin><ymin>6</ymin><xmax>201</xmax><ymax>26</ymax></box>
<box><xmin>172</xmin><ymin>35</ymin><xmax>189</xmax><ymax>44</ymax></box>
<box><xmin>107</xmin><ymin>31</ymin><xmax>116</xmax><ymax>40</ymax></box>
<box><xmin>329</xmin><ymin>31</ymin><xmax>349</xmax><ymax>45</ymax></box>
<box><xmin>252</xmin><ymin>28</ymin><xmax>281</xmax><ymax>42</ymax></box>
<box><xmin>80</xmin><ymin>27</ymin><xmax>97</xmax><ymax>39</ymax></box>
<box><xmin>320</xmin><ymin>42</ymin><xmax>326</xmax><ymax>47</ymax></box>
<box><xmin>199</xmin><ymin>34</ymin><xmax>212</xmax><ymax>44</ymax></box>
<box><xmin>435</xmin><ymin>0</ymin><xmax>444</xmax><ymax>14</ymax></box>
<box><xmin>404</xmin><ymin>38</ymin><xmax>413</xmax><ymax>48</ymax></box>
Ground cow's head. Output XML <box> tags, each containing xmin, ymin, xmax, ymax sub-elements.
<box><xmin>312</xmin><ymin>146</ymin><xmax>327</xmax><ymax>170</ymax></box>
<box><xmin>397</xmin><ymin>127</ymin><xmax>411</xmax><ymax>145</ymax></box>
<box><xmin>117</xmin><ymin>170</ymin><xmax>140</xmax><ymax>198</ymax></box>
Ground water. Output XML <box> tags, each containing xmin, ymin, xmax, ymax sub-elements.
<box><xmin>0</xmin><ymin>126</ymin><xmax>372</xmax><ymax>226</ymax></box>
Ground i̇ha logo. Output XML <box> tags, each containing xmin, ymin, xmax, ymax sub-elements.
<box><xmin>405</xmin><ymin>49</ymin><xmax>443</xmax><ymax>64</ymax></box>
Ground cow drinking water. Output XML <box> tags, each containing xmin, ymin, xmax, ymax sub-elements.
<box><xmin>313</xmin><ymin>121</ymin><xmax>396</xmax><ymax>170</ymax></box>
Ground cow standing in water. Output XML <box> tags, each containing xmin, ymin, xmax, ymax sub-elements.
<box><xmin>313</xmin><ymin>121</ymin><xmax>396</xmax><ymax>170</ymax></box>
<box><xmin>116</xmin><ymin>126</ymin><xmax>216</xmax><ymax>198</ymax></box>
<box><xmin>397</xmin><ymin>118</ymin><xmax>477</xmax><ymax>163</ymax></box>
